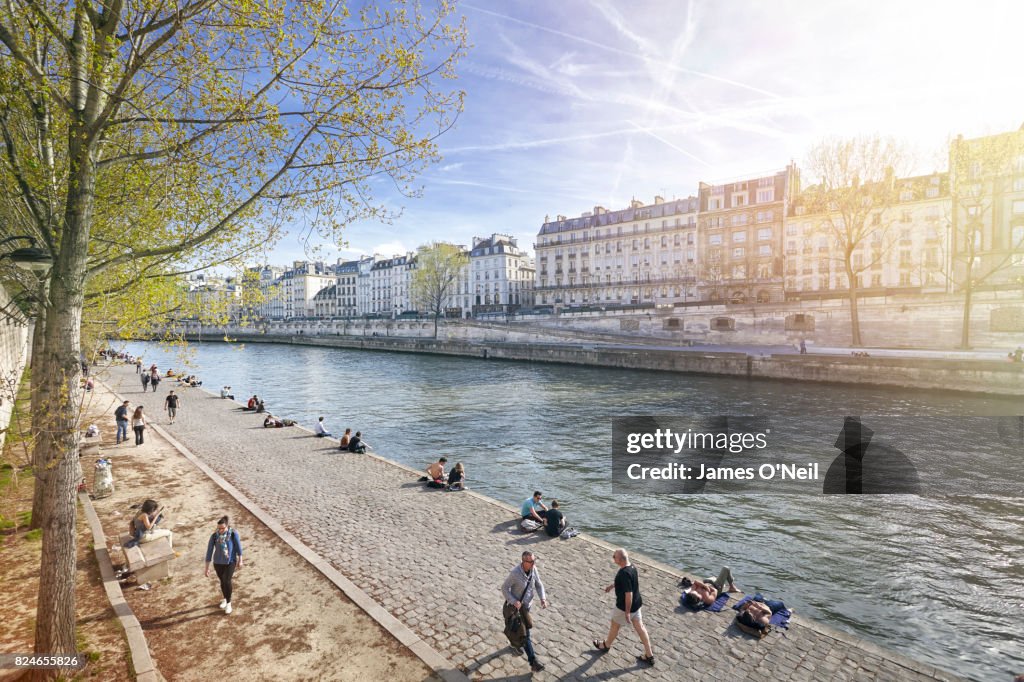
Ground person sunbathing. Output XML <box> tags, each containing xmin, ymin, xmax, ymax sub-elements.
<box><xmin>737</xmin><ymin>600</ymin><xmax>772</xmax><ymax>629</ymax></box>
<box><xmin>682</xmin><ymin>566</ymin><xmax>739</xmax><ymax>608</ymax></box>
<box><xmin>263</xmin><ymin>415</ymin><xmax>295</xmax><ymax>428</ymax></box>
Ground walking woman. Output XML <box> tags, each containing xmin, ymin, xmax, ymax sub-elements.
<box><xmin>205</xmin><ymin>515</ymin><xmax>243</xmax><ymax>615</ymax></box>
<box><xmin>131</xmin><ymin>406</ymin><xmax>147</xmax><ymax>445</ymax></box>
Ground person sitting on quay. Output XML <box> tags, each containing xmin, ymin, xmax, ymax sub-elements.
<box><xmin>682</xmin><ymin>566</ymin><xmax>740</xmax><ymax>608</ymax></box>
<box><xmin>424</xmin><ymin>456</ymin><xmax>447</xmax><ymax>488</ymax></box>
<box><xmin>337</xmin><ymin>428</ymin><xmax>352</xmax><ymax>450</ymax></box>
<box><xmin>447</xmin><ymin>462</ymin><xmax>466</xmax><ymax>491</ymax></box>
<box><xmin>521</xmin><ymin>491</ymin><xmax>548</xmax><ymax>524</ymax></box>
<box><xmin>130</xmin><ymin>499</ymin><xmax>172</xmax><ymax>548</ymax></box>
<box><xmin>220</xmin><ymin>386</ymin><xmax>234</xmax><ymax>400</ymax></box>
<box><xmin>244</xmin><ymin>395</ymin><xmax>258</xmax><ymax>411</ymax></box>
<box><xmin>1013</xmin><ymin>346</ymin><xmax>1023</xmax><ymax>363</ymax></box>
<box><xmin>347</xmin><ymin>431</ymin><xmax>369</xmax><ymax>453</ymax></box>
<box><xmin>544</xmin><ymin>499</ymin><xmax>566</xmax><ymax>537</ymax></box>
<box><xmin>255</xmin><ymin>399</ymin><xmax>266</xmax><ymax>413</ymax></box>
<box><xmin>166</xmin><ymin>368</ymin><xmax>176</xmax><ymax>377</ymax></box>
<box><xmin>314</xmin><ymin>416</ymin><xmax>332</xmax><ymax>438</ymax></box>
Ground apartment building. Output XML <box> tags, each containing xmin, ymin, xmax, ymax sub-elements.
<box><xmin>949</xmin><ymin>128</ymin><xmax>1024</xmax><ymax>292</ymax></box>
<box><xmin>534</xmin><ymin>195</ymin><xmax>700</xmax><ymax>308</ymax></box>
<box><xmin>279</xmin><ymin>261</ymin><xmax>334</xmax><ymax>319</ymax></box>
<box><xmin>784</xmin><ymin>174</ymin><xmax>950</xmax><ymax>295</ymax></box>
<box><xmin>368</xmin><ymin>253</ymin><xmax>417</xmax><ymax>316</ymax></box>
<box><xmin>469</xmin><ymin>234</ymin><xmax>534</xmax><ymax>314</ymax></box>
<box><xmin>696</xmin><ymin>165</ymin><xmax>799</xmax><ymax>304</ymax></box>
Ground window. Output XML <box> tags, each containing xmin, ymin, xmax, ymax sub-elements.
<box><xmin>1013</xmin><ymin>226</ymin><xmax>1024</xmax><ymax>246</ymax></box>
<box><xmin>661</xmin><ymin>236</ymin><xmax>668</xmax><ymax>248</ymax></box>
<box><xmin>759</xmin><ymin>245</ymin><xmax>772</xmax><ymax>257</ymax></box>
<box><xmin>757</xmin><ymin>228</ymin><xmax>772</xmax><ymax>241</ymax></box>
<box><xmin>756</xmin><ymin>188</ymin><xmax>775</xmax><ymax>203</ymax></box>
<box><xmin>756</xmin><ymin>210</ymin><xmax>774</xmax><ymax>223</ymax></box>
<box><xmin>708</xmin><ymin>234</ymin><xmax>723</xmax><ymax>245</ymax></box>
<box><xmin>709</xmin><ymin>198</ymin><xmax>722</xmax><ymax>210</ymax></box>
<box><xmin>673</xmin><ymin>234</ymin><xmax>681</xmax><ymax>246</ymax></box>
<box><xmin>732</xmin><ymin>194</ymin><xmax>747</xmax><ymax>208</ymax></box>
<box><xmin>733</xmin><ymin>232</ymin><xmax>746</xmax><ymax>243</ymax></box>
<box><xmin>733</xmin><ymin>247</ymin><xmax>745</xmax><ymax>258</ymax></box>
<box><xmin>759</xmin><ymin>177</ymin><xmax>773</xmax><ymax>187</ymax></box>
<box><xmin>786</xmin><ymin>224</ymin><xmax>798</xmax><ymax>236</ymax></box>
<box><xmin>926</xmin><ymin>187</ymin><xmax>939</xmax><ymax>198</ymax></box>
<box><xmin>1015</xmin><ymin>177</ymin><xmax>1024</xmax><ymax>192</ymax></box>
<box><xmin>901</xmin><ymin>210</ymin><xmax>912</xmax><ymax>223</ymax></box>
<box><xmin>1013</xmin><ymin>200</ymin><xmax>1024</xmax><ymax>215</ymax></box>
<box><xmin>899</xmin><ymin>190</ymin><xmax>914</xmax><ymax>202</ymax></box>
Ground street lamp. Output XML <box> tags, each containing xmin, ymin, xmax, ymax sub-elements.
<box><xmin>0</xmin><ymin>235</ymin><xmax>52</xmax><ymax>273</ymax></box>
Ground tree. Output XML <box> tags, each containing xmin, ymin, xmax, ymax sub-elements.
<box><xmin>948</xmin><ymin>130</ymin><xmax>1024</xmax><ymax>348</ymax></box>
<box><xmin>410</xmin><ymin>242</ymin><xmax>468</xmax><ymax>337</ymax></box>
<box><xmin>0</xmin><ymin>1</ymin><xmax>465</xmax><ymax>670</ymax></box>
<box><xmin>804</xmin><ymin>136</ymin><xmax>911</xmax><ymax>346</ymax></box>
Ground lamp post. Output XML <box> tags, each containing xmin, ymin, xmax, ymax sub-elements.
<box><xmin>0</xmin><ymin>235</ymin><xmax>53</xmax><ymax>273</ymax></box>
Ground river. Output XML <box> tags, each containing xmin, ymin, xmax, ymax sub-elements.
<box><xmin>121</xmin><ymin>340</ymin><xmax>1023</xmax><ymax>680</ymax></box>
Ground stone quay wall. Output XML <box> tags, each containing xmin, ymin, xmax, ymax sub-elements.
<box><xmin>171</xmin><ymin>333</ymin><xmax>1024</xmax><ymax>396</ymax></box>
<box><xmin>175</xmin><ymin>289</ymin><xmax>1024</xmax><ymax>351</ymax></box>
<box><xmin>0</xmin><ymin>284</ymin><xmax>31</xmax><ymax>451</ymax></box>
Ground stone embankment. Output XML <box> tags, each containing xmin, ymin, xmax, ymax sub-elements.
<box><xmin>178</xmin><ymin>332</ymin><xmax>1024</xmax><ymax>396</ymax></box>
<box><xmin>107</xmin><ymin>364</ymin><xmax>964</xmax><ymax>681</ymax></box>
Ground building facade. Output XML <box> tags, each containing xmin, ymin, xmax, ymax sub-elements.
<box><xmin>534</xmin><ymin>195</ymin><xmax>700</xmax><ymax>308</ymax></box>
<box><xmin>784</xmin><ymin>174</ymin><xmax>950</xmax><ymax>296</ymax></box>
<box><xmin>696</xmin><ymin>165</ymin><xmax>799</xmax><ymax>304</ymax></box>
<box><xmin>469</xmin><ymin>234</ymin><xmax>534</xmax><ymax>314</ymax></box>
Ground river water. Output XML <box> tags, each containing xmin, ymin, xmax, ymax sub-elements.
<box><xmin>123</xmin><ymin>340</ymin><xmax>1023</xmax><ymax>680</ymax></box>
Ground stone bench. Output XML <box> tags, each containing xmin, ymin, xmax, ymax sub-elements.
<box><xmin>118</xmin><ymin>534</ymin><xmax>175</xmax><ymax>582</ymax></box>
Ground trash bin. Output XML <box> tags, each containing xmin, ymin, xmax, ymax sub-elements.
<box><xmin>93</xmin><ymin>459</ymin><xmax>114</xmax><ymax>498</ymax></box>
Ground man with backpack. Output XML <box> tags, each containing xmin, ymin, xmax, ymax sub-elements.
<box><xmin>501</xmin><ymin>551</ymin><xmax>548</xmax><ymax>673</ymax></box>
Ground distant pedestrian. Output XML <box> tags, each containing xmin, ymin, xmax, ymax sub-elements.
<box><xmin>799</xmin><ymin>338</ymin><xmax>807</xmax><ymax>355</ymax></box>
<box><xmin>114</xmin><ymin>400</ymin><xmax>130</xmax><ymax>445</ymax></box>
<box><xmin>501</xmin><ymin>551</ymin><xmax>548</xmax><ymax>673</ymax></box>
<box><xmin>135</xmin><ymin>358</ymin><xmax>142</xmax><ymax>374</ymax></box>
<box><xmin>141</xmin><ymin>372</ymin><xmax>150</xmax><ymax>391</ymax></box>
<box><xmin>314</xmin><ymin>416</ymin><xmax>332</xmax><ymax>437</ymax></box>
<box><xmin>205</xmin><ymin>515</ymin><xmax>243</xmax><ymax>615</ymax></box>
<box><xmin>150</xmin><ymin>372</ymin><xmax>161</xmax><ymax>392</ymax></box>
<box><xmin>593</xmin><ymin>548</ymin><xmax>654</xmax><ymax>666</ymax></box>
<box><xmin>1014</xmin><ymin>346</ymin><xmax>1023</xmax><ymax>363</ymax></box>
<box><xmin>131</xmin><ymin>406</ymin><xmax>147</xmax><ymax>445</ymax></box>
<box><xmin>164</xmin><ymin>391</ymin><xmax>180</xmax><ymax>424</ymax></box>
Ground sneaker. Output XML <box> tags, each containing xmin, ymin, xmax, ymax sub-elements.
<box><xmin>219</xmin><ymin>599</ymin><xmax>228</xmax><ymax>609</ymax></box>
<box><xmin>224</xmin><ymin>603</ymin><xmax>232</xmax><ymax>614</ymax></box>
<box><xmin>530</xmin><ymin>661</ymin><xmax>545</xmax><ymax>672</ymax></box>
<box><xmin>511</xmin><ymin>647</ymin><xmax>524</xmax><ymax>656</ymax></box>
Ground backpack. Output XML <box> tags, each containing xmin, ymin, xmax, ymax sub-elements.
<box><xmin>520</xmin><ymin>518</ymin><xmax>542</xmax><ymax>532</ymax></box>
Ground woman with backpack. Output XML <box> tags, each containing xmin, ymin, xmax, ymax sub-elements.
<box><xmin>205</xmin><ymin>515</ymin><xmax>243</xmax><ymax>615</ymax></box>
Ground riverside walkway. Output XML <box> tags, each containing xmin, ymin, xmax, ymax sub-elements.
<box><xmin>107</xmin><ymin>365</ymin><xmax>961</xmax><ymax>681</ymax></box>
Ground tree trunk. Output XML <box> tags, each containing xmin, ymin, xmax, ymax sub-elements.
<box><xmin>29</xmin><ymin>299</ymin><xmax>49</xmax><ymax>531</ymax></box>
<box><xmin>847</xmin><ymin>266</ymin><xmax>862</xmax><ymax>347</ymax></box>
<box><xmin>32</xmin><ymin>136</ymin><xmax>96</xmax><ymax>674</ymax></box>
<box><xmin>960</xmin><ymin>284</ymin><xmax>974</xmax><ymax>350</ymax></box>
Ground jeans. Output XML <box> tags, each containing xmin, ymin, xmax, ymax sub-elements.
<box><xmin>116</xmin><ymin>419</ymin><xmax>128</xmax><ymax>444</ymax></box>
<box><xmin>134</xmin><ymin>425</ymin><xmax>145</xmax><ymax>445</ymax></box>
<box><xmin>708</xmin><ymin>566</ymin><xmax>734</xmax><ymax>593</ymax></box>
<box><xmin>523</xmin><ymin>625</ymin><xmax>537</xmax><ymax>664</ymax></box>
<box><xmin>214</xmin><ymin>562</ymin><xmax>236</xmax><ymax>603</ymax></box>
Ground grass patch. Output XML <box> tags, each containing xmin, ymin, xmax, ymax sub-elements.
<box><xmin>23</xmin><ymin>528</ymin><xmax>42</xmax><ymax>542</ymax></box>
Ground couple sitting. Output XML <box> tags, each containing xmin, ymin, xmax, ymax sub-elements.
<box><xmin>521</xmin><ymin>491</ymin><xmax>567</xmax><ymax>537</ymax></box>
<box><xmin>338</xmin><ymin>429</ymin><xmax>369</xmax><ymax>453</ymax></box>
<box><xmin>422</xmin><ymin>457</ymin><xmax>465</xmax><ymax>490</ymax></box>
<box><xmin>681</xmin><ymin>566</ymin><xmax>739</xmax><ymax>609</ymax></box>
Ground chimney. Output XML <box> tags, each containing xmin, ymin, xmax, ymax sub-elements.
<box><xmin>630</xmin><ymin>198</ymin><xmax>644</xmax><ymax>209</ymax></box>
<box><xmin>594</xmin><ymin>205</ymin><xmax>606</xmax><ymax>215</ymax></box>
<box><xmin>654</xmin><ymin>195</ymin><xmax>664</xmax><ymax>205</ymax></box>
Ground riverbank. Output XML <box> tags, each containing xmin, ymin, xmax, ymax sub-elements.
<box><xmin>104</xmin><ymin>362</ymin><xmax>964</xmax><ymax>681</ymax></box>
<box><xmin>84</xmin><ymin>380</ymin><xmax>440</xmax><ymax>681</ymax></box>
<box><xmin>178</xmin><ymin>332</ymin><xmax>1024</xmax><ymax>396</ymax></box>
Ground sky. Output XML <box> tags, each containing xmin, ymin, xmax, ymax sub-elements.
<box><xmin>274</xmin><ymin>0</ymin><xmax>1024</xmax><ymax>266</ymax></box>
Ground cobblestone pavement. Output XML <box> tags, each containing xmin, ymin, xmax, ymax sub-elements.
<box><xmin>109</xmin><ymin>366</ymin><xmax>961</xmax><ymax>681</ymax></box>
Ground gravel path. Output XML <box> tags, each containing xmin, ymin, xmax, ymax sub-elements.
<box><xmin>108</xmin><ymin>364</ymin><xmax>961</xmax><ymax>681</ymax></box>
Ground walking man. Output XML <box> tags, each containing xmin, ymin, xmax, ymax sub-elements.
<box><xmin>141</xmin><ymin>372</ymin><xmax>150</xmax><ymax>391</ymax></box>
<box><xmin>593</xmin><ymin>548</ymin><xmax>654</xmax><ymax>666</ymax></box>
<box><xmin>135</xmin><ymin>358</ymin><xmax>142</xmax><ymax>374</ymax></box>
<box><xmin>114</xmin><ymin>400</ymin><xmax>130</xmax><ymax>445</ymax></box>
<box><xmin>164</xmin><ymin>391</ymin><xmax>180</xmax><ymax>424</ymax></box>
<box><xmin>501</xmin><ymin>551</ymin><xmax>548</xmax><ymax>673</ymax></box>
